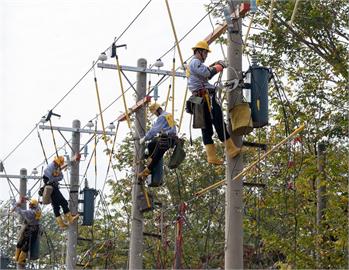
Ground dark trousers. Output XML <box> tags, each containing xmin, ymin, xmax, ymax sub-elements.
<box><xmin>43</xmin><ymin>176</ymin><xmax>70</xmax><ymax>217</ymax></box>
<box><xmin>146</xmin><ymin>136</ymin><xmax>176</xmax><ymax>171</ymax></box>
<box><xmin>17</xmin><ymin>225</ymin><xmax>39</xmax><ymax>252</ymax></box>
<box><xmin>51</xmin><ymin>186</ymin><xmax>69</xmax><ymax>217</ymax></box>
<box><xmin>201</xmin><ymin>95</ymin><xmax>230</xmax><ymax>145</ymax></box>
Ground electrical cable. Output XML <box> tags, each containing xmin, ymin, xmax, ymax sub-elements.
<box><xmin>0</xmin><ymin>0</ymin><xmax>153</xmax><ymax>165</ymax></box>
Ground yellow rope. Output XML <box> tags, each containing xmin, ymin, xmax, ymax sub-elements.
<box><xmin>93</xmin><ymin>74</ymin><xmax>107</xmax><ymax>142</ymax></box>
<box><xmin>164</xmin><ymin>84</ymin><xmax>171</xmax><ymax>111</ymax></box>
<box><xmin>178</xmin><ymin>85</ymin><xmax>188</xmax><ymax>133</ymax></box>
<box><xmin>195</xmin><ymin>124</ymin><xmax>305</xmax><ymax>197</ymax></box>
<box><xmin>268</xmin><ymin>0</ymin><xmax>275</xmax><ymax>29</ymax></box>
<box><xmin>243</xmin><ymin>13</ymin><xmax>255</xmax><ymax>53</ymax></box>
<box><xmin>171</xmin><ymin>58</ymin><xmax>175</xmax><ymax>118</ymax></box>
<box><xmin>115</xmin><ymin>55</ymin><xmax>132</xmax><ymax>129</ymax></box>
<box><xmin>289</xmin><ymin>0</ymin><xmax>300</xmax><ymax>25</ymax></box>
<box><xmin>164</xmin><ymin>0</ymin><xmax>185</xmax><ymax>68</ymax></box>
<box><xmin>49</xmin><ymin>119</ymin><xmax>58</xmax><ymax>157</ymax></box>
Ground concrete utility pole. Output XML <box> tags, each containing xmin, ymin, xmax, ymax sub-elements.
<box><xmin>66</xmin><ymin>120</ymin><xmax>81</xmax><ymax>270</ymax></box>
<box><xmin>19</xmin><ymin>169</ymin><xmax>27</xmax><ymax>210</ymax></box>
<box><xmin>129</xmin><ymin>58</ymin><xmax>147</xmax><ymax>269</ymax></box>
<box><xmin>316</xmin><ymin>142</ymin><xmax>326</xmax><ymax>268</ymax></box>
<box><xmin>225</xmin><ymin>1</ymin><xmax>244</xmax><ymax>269</ymax></box>
<box><xmin>39</xmin><ymin>121</ymin><xmax>116</xmax><ymax>269</ymax></box>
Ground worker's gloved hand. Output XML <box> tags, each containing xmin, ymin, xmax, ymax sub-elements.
<box><xmin>139</xmin><ymin>137</ymin><xmax>145</xmax><ymax>145</ymax></box>
<box><xmin>216</xmin><ymin>60</ymin><xmax>227</xmax><ymax>68</ymax></box>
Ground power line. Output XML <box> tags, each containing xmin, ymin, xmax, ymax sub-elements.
<box><xmin>0</xmin><ymin>0</ymin><xmax>153</xmax><ymax>164</ymax></box>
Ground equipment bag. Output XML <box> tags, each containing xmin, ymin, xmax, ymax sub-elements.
<box><xmin>42</xmin><ymin>185</ymin><xmax>53</xmax><ymax>205</ymax></box>
<box><xmin>168</xmin><ymin>138</ymin><xmax>186</xmax><ymax>169</ymax></box>
<box><xmin>193</xmin><ymin>103</ymin><xmax>206</xmax><ymax>129</ymax></box>
<box><xmin>29</xmin><ymin>225</ymin><xmax>41</xmax><ymax>260</ymax></box>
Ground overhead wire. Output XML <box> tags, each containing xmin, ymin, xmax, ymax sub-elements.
<box><xmin>0</xmin><ymin>0</ymin><xmax>153</xmax><ymax>165</ymax></box>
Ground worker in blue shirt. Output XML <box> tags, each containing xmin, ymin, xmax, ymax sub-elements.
<box><xmin>12</xmin><ymin>198</ymin><xmax>41</xmax><ymax>266</ymax></box>
<box><xmin>43</xmin><ymin>156</ymin><xmax>79</xmax><ymax>229</ymax></box>
<box><xmin>187</xmin><ymin>40</ymin><xmax>241</xmax><ymax>165</ymax></box>
<box><xmin>138</xmin><ymin>103</ymin><xmax>177</xmax><ymax>179</ymax></box>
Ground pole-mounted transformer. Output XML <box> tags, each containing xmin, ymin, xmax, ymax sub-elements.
<box><xmin>79</xmin><ymin>183</ymin><xmax>98</xmax><ymax>226</ymax></box>
<box><xmin>244</xmin><ymin>55</ymin><xmax>272</xmax><ymax>128</ymax></box>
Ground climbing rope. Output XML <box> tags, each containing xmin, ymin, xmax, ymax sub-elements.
<box><xmin>115</xmin><ymin>53</ymin><xmax>132</xmax><ymax>130</ymax></box>
<box><xmin>93</xmin><ymin>63</ymin><xmax>107</xmax><ymax>143</ymax></box>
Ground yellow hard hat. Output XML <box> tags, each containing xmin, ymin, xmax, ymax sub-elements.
<box><xmin>54</xmin><ymin>156</ymin><xmax>65</xmax><ymax>166</ymax></box>
<box><xmin>29</xmin><ymin>198</ymin><xmax>38</xmax><ymax>208</ymax></box>
<box><xmin>149</xmin><ymin>103</ymin><xmax>161</xmax><ymax>114</ymax></box>
<box><xmin>192</xmin><ymin>40</ymin><xmax>211</xmax><ymax>52</ymax></box>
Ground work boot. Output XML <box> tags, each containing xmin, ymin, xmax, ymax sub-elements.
<box><xmin>225</xmin><ymin>138</ymin><xmax>242</xmax><ymax>159</ymax></box>
<box><xmin>17</xmin><ymin>251</ymin><xmax>26</xmax><ymax>266</ymax></box>
<box><xmin>56</xmin><ymin>215</ymin><xmax>68</xmax><ymax>229</ymax></box>
<box><xmin>205</xmin><ymin>144</ymin><xmax>224</xmax><ymax>165</ymax></box>
<box><xmin>13</xmin><ymin>248</ymin><xmax>21</xmax><ymax>262</ymax></box>
<box><xmin>138</xmin><ymin>167</ymin><xmax>151</xmax><ymax>179</ymax></box>
<box><xmin>64</xmin><ymin>212</ymin><xmax>79</xmax><ymax>225</ymax></box>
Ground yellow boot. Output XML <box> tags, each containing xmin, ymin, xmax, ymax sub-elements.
<box><xmin>17</xmin><ymin>251</ymin><xmax>26</xmax><ymax>266</ymax></box>
<box><xmin>56</xmin><ymin>215</ymin><xmax>68</xmax><ymax>229</ymax></box>
<box><xmin>64</xmin><ymin>212</ymin><xmax>79</xmax><ymax>225</ymax></box>
<box><xmin>13</xmin><ymin>248</ymin><xmax>21</xmax><ymax>262</ymax></box>
<box><xmin>138</xmin><ymin>167</ymin><xmax>151</xmax><ymax>178</ymax></box>
<box><xmin>225</xmin><ymin>138</ymin><xmax>241</xmax><ymax>159</ymax></box>
<box><xmin>205</xmin><ymin>144</ymin><xmax>224</xmax><ymax>165</ymax></box>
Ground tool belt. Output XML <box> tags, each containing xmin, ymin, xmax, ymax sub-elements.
<box><xmin>157</xmin><ymin>133</ymin><xmax>177</xmax><ymax>150</ymax></box>
<box><xmin>186</xmin><ymin>89</ymin><xmax>215</xmax><ymax>129</ymax></box>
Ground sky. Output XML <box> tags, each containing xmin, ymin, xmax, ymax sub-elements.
<box><xmin>0</xmin><ymin>0</ymin><xmax>250</xmax><ymax>203</ymax></box>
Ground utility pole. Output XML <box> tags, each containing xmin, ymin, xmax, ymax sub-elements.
<box><xmin>226</xmin><ymin>1</ymin><xmax>244</xmax><ymax>268</ymax></box>
<box><xmin>129</xmin><ymin>58</ymin><xmax>147</xmax><ymax>269</ymax></box>
<box><xmin>19</xmin><ymin>169</ymin><xmax>27</xmax><ymax>210</ymax></box>
<box><xmin>66</xmin><ymin>120</ymin><xmax>81</xmax><ymax>270</ymax></box>
<box><xmin>316</xmin><ymin>142</ymin><xmax>326</xmax><ymax>268</ymax></box>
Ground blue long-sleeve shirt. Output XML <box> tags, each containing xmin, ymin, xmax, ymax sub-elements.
<box><xmin>144</xmin><ymin>111</ymin><xmax>177</xmax><ymax>141</ymax></box>
<box><xmin>13</xmin><ymin>203</ymin><xmax>41</xmax><ymax>225</ymax></box>
<box><xmin>187</xmin><ymin>57</ymin><xmax>215</xmax><ymax>92</ymax></box>
<box><xmin>44</xmin><ymin>161</ymin><xmax>63</xmax><ymax>184</ymax></box>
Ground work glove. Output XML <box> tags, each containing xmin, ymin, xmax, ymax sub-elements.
<box><xmin>216</xmin><ymin>60</ymin><xmax>227</xmax><ymax>68</ymax></box>
<box><xmin>139</xmin><ymin>137</ymin><xmax>145</xmax><ymax>145</ymax></box>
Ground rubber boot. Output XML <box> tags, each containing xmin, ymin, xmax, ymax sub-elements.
<box><xmin>64</xmin><ymin>212</ymin><xmax>79</xmax><ymax>225</ymax></box>
<box><xmin>205</xmin><ymin>144</ymin><xmax>223</xmax><ymax>165</ymax></box>
<box><xmin>56</xmin><ymin>216</ymin><xmax>68</xmax><ymax>229</ymax></box>
<box><xmin>138</xmin><ymin>167</ymin><xmax>151</xmax><ymax>179</ymax></box>
<box><xmin>225</xmin><ymin>138</ymin><xmax>241</xmax><ymax>159</ymax></box>
<box><xmin>13</xmin><ymin>248</ymin><xmax>21</xmax><ymax>262</ymax></box>
<box><xmin>17</xmin><ymin>251</ymin><xmax>26</xmax><ymax>266</ymax></box>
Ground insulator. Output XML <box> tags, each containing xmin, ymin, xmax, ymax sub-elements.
<box><xmin>98</xmin><ymin>52</ymin><xmax>107</xmax><ymax>62</ymax></box>
<box><xmin>31</xmin><ymin>168</ymin><xmax>38</xmax><ymax>175</ymax></box>
<box><xmin>153</xmin><ymin>85</ymin><xmax>159</xmax><ymax>101</ymax></box>
<box><xmin>154</xmin><ymin>59</ymin><xmax>164</xmax><ymax>69</ymax></box>
<box><xmin>107</xmin><ymin>122</ymin><xmax>115</xmax><ymax>130</ymax></box>
<box><xmin>39</xmin><ymin>116</ymin><xmax>46</xmax><ymax>123</ymax></box>
<box><xmin>86</xmin><ymin>120</ymin><xmax>94</xmax><ymax>129</ymax></box>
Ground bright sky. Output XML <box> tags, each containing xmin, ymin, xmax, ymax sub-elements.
<box><xmin>0</xmin><ymin>0</ymin><xmax>248</xmax><ymax>203</ymax></box>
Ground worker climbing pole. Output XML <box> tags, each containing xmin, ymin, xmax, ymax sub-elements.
<box><xmin>186</xmin><ymin>40</ymin><xmax>242</xmax><ymax>165</ymax></box>
<box><xmin>41</xmin><ymin>156</ymin><xmax>79</xmax><ymax>229</ymax></box>
<box><xmin>138</xmin><ymin>103</ymin><xmax>178</xmax><ymax>185</ymax></box>
<box><xmin>12</xmin><ymin>197</ymin><xmax>41</xmax><ymax>268</ymax></box>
